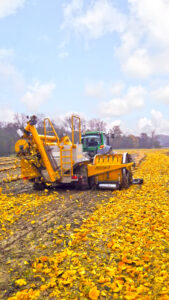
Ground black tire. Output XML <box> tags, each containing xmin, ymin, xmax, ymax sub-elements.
<box><xmin>74</xmin><ymin>165</ymin><xmax>89</xmax><ymax>190</ymax></box>
<box><xmin>33</xmin><ymin>182</ymin><xmax>46</xmax><ymax>191</ymax></box>
<box><xmin>120</xmin><ymin>153</ymin><xmax>133</xmax><ymax>189</ymax></box>
<box><xmin>121</xmin><ymin>168</ymin><xmax>130</xmax><ymax>189</ymax></box>
<box><xmin>88</xmin><ymin>176</ymin><xmax>97</xmax><ymax>190</ymax></box>
<box><xmin>121</xmin><ymin>166</ymin><xmax>133</xmax><ymax>189</ymax></box>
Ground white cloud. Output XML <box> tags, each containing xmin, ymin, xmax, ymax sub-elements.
<box><xmin>62</xmin><ymin>0</ymin><xmax>169</xmax><ymax>78</ymax></box>
<box><xmin>0</xmin><ymin>108</ymin><xmax>15</xmax><ymax>123</ymax></box>
<box><xmin>151</xmin><ymin>84</ymin><xmax>169</xmax><ymax>104</ymax></box>
<box><xmin>137</xmin><ymin>110</ymin><xmax>169</xmax><ymax>135</ymax></box>
<box><xmin>0</xmin><ymin>62</ymin><xmax>19</xmax><ymax>81</ymax></box>
<box><xmin>106</xmin><ymin>119</ymin><xmax>122</xmax><ymax>130</ymax></box>
<box><xmin>59</xmin><ymin>110</ymin><xmax>86</xmax><ymax>120</ymax></box>
<box><xmin>0</xmin><ymin>48</ymin><xmax>25</xmax><ymax>93</ymax></box>
<box><xmin>62</xmin><ymin>0</ymin><xmax>83</xmax><ymax>20</ymax></box>
<box><xmin>0</xmin><ymin>48</ymin><xmax>14</xmax><ymax>60</ymax></box>
<box><xmin>110</xmin><ymin>82</ymin><xmax>125</xmax><ymax>96</ymax></box>
<box><xmin>117</xmin><ymin>0</ymin><xmax>169</xmax><ymax>78</ymax></box>
<box><xmin>62</xmin><ymin>0</ymin><xmax>126</xmax><ymax>39</ymax></box>
<box><xmin>57</xmin><ymin>40</ymin><xmax>69</xmax><ymax>59</ymax></box>
<box><xmin>137</xmin><ymin>117</ymin><xmax>153</xmax><ymax>134</ymax></box>
<box><xmin>85</xmin><ymin>81</ymin><xmax>125</xmax><ymax>100</ymax></box>
<box><xmin>85</xmin><ymin>81</ymin><xmax>106</xmax><ymax>99</ymax></box>
<box><xmin>117</xmin><ymin>30</ymin><xmax>140</xmax><ymax>59</ymax></box>
<box><xmin>85</xmin><ymin>81</ymin><xmax>146</xmax><ymax>117</ymax></box>
<box><xmin>21</xmin><ymin>82</ymin><xmax>56</xmax><ymax>111</ymax></box>
<box><xmin>122</xmin><ymin>48</ymin><xmax>153</xmax><ymax>79</ymax></box>
<box><xmin>0</xmin><ymin>0</ymin><xmax>26</xmax><ymax>19</ymax></box>
<box><xmin>99</xmin><ymin>85</ymin><xmax>146</xmax><ymax>117</ymax></box>
<box><xmin>129</xmin><ymin>0</ymin><xmax>169</xmax><ymax>47</ymax></box>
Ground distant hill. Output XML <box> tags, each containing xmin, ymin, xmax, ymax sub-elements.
<box><xmin>157</xmin><ymin>134</ymin><xmax>169</xmax><ymax>147</ymax></box>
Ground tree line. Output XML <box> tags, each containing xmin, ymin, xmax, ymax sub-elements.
<box><xmin>0</xmin><ymin>113</ymin><xmax>160</xmax><ymax>156</ymax></box>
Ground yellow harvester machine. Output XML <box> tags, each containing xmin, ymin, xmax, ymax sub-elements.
<box><xmin>15</xmin><ymin>115</ymin><xmax>138</xmax><ymax>190</ymax></box>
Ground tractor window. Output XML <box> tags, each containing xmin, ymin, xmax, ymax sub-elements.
<box><xmin>82</xmin><ymin>135</ymin><xmax>101</xmax><ymax>147</ymax></box>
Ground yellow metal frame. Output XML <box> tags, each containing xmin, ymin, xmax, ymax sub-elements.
<box><xmin>24</xmin><ymin>123</ymin><xmax>59</xmax><ymax>182</ymax></box>
<box><xmin>44</xmin><ymin>118</ymin><xmax>60</xmax><ymax>146</ymax></box>
<box><xmin>60</xmin><ymin>147</ymin><xmax>73</xmax><ymax>177</ymax></box>
<box><xmin>23</xmin><ymin>117</ymin><xmax>76</xmax><ymax>182</ymax></box>
<box><xmin>87</xmin><ymin>153</ymin><xmax>134</xmax><ymax>184</ymax></box>
<box><xmin>87</xmin><ymin>162</ymin><xmax>133</xmax><ymax>177</ymax></box>
<box><xmin>71</xmin><ymin>115</ymin><xmax>81</xmax><ymax>145</ymax></box>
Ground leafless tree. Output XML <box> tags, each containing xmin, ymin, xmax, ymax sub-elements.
<box><xmin>88</xmin><ymin>118</ymin><xmax>107</xmax><ymax>132</ymax></box>
<box><xmin>14</xmin><ymin>113</ymin><xmax>28</xmax><ymax>129</ymax></box>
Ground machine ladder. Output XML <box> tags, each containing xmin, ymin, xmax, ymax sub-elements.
<box><xmin>60</xmin><ymin>147</ymin><xmax>73</xmax><ymax>178</ymax></box>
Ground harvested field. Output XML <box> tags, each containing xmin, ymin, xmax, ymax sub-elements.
<box><xmin>0</xmin><ymin>149</ymin><xmax>169</xmax><ymax>299</ymax></box>
<box><xmin>0</xmin><ymin>157</ymin><xmax>33</xmax><ymax>194</ymax></box>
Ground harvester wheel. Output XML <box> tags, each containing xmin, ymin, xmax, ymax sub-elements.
<box><xmin>121</xmin><ymin>168</ymin><xmax>132</xmax><ymax>189</ymax></box>
<box><xmin>74</xmin><ymin>165</ymin><xmax>89</xmax><ymax>190</ymax></box>
<box><xmin>120</xmin><ymin>153</ymin><xmax>133</xmax><ymax>189</ymax></box>
<box><xmin>89</xmin><ymin>176</ymin><xmax>97</xmax><ymax>190</ymax></box>
<box><xmin>33</xmin><ymin>182</ymin><xmax>46</xmax><ymax>191</ymax></box>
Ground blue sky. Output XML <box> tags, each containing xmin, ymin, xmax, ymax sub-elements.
<box><xmin>0</xmin><ymin>0</ymin><xmax>169</xmax><ymax>134</ymax></box>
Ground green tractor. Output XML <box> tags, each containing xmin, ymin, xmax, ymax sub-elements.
<box><xmin>81</xmin><ymin>131</ymin><xmax>113</xmax><ymax>157</ymax></box>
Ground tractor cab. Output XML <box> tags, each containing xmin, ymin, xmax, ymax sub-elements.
<box><xmin>81</xmin><ymin>131</ymin><xmax>112</xmax><ymax>157</ymax></box>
